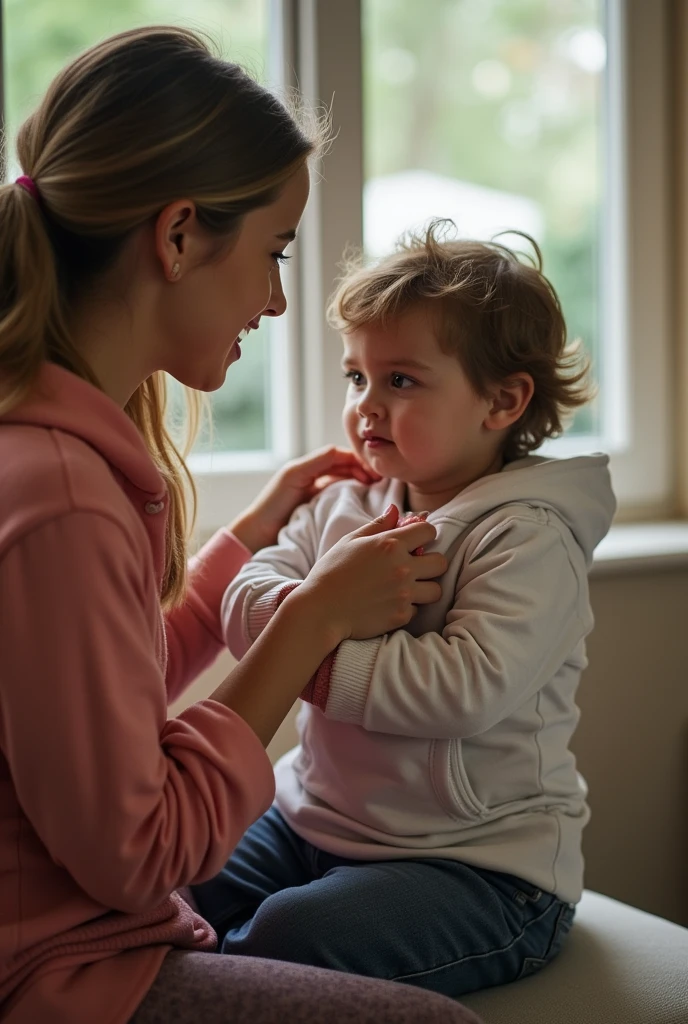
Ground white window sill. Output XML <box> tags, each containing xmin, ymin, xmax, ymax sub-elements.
<box><xmin>592</xmin><ymin>522</ymin><xmax>688</xmax><ymax>575</ymax></box>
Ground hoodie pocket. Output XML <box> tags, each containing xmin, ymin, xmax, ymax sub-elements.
<box><xmin>430</xmin><ymin>738</ymin><xmax>487</xmax><ymax>822</ymax></box>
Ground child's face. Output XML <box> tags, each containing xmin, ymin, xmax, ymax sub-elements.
<box><xmin>341</xmin><ymin>305</ymin><xmax>501</xmax><ymax>500</ymax></box>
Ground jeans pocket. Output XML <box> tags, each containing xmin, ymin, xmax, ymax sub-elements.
<box><xmin>546</xmin><ymin>901</ymin><xmax>575</xmax><ymax>960</ymax></box>
<box><xmin>517</xmin><ymin>955</ymin><xmax>548</xmax><ymax>980</ymax></box>
<box><xmin>515</xmin><ymin>898</ymin><xmax>575</xmax><ymax>980</ymax></box>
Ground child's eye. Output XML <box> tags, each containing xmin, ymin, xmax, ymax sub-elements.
<box><xmin>344</xmin><ymin>370</ymin><xmax>365</xmax><ymax>386</ymax></box>
<box><xmin>272</xmin><ymin>252</ymin><xmax>292</xmax><ymax>266</ymax></box>
<box><xmin>391</xmin><ymin>373</ymin><xmax>414</xmax><ymax>389</ymax></box>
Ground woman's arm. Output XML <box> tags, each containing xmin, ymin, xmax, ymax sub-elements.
<box><xmin>221</xmin><ymin>499</ymin><xmax>321</xmax><ymax>661</ymax></box>
<box><xmin>0</xmin><ymin>512</ymin><xmax>275</xmax><ymax>915</ymax></box>
<box><xmin>165</xmin><ymin>528</ymin><xmax>253</xmax><ymax>703</ymax></box>
<box><xmin>211</xmin><ymin>508</ymin><xmax>447</xmax><ymax>746</ymax></box>
<box><xmin>164</xmin><ymin>446</ymin><xmax>379</xmax><ymax>702</ymax></box>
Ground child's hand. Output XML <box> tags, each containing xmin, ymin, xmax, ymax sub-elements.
<box><xmin>229</xmin><ymin>446</ymin><xmax>381</xmax><ymax>554</ymax></box>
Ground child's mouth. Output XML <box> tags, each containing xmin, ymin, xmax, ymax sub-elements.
<box><xmin>362</xmin><ymin>434</ymin><xmax>393</xmax><ymax>449</ymax></box>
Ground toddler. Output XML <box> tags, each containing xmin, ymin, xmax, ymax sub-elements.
<box><xmin>193</xmin><ymin>222</ymin><xmax>616</xmax><ymax>998</ymax></box>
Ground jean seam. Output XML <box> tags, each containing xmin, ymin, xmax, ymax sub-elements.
<box><xmin>390</xmin><ymin>897</ymin><xmax>563</xmax><ymax>983</ymax></box>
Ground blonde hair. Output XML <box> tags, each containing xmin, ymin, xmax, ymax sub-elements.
<box><xmin>329</xmin><ymin>220</ymin><xmax>592</xmax><ymax>461</ymax></box>
<box><xmin>0</xmin><ymin>26</ymin><xmax>321</xmax><ymax>606</ymax></box>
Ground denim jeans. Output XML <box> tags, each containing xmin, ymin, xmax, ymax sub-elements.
<box><xmin>193</xmin><ymin>805</ymin><xmax>575</xmax><ymax>999</ymax></box>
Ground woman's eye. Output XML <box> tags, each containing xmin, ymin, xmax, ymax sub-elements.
<box><xmin>272</xmin><ymin>252</ymin><xmax>292</xmax><ymax>266</ymax></box>
<box><xmin>344</xmin><ymin>370</ymin><xmax>365</xmax><ymax>386</ymax></box>
<box><xmin>391</xmin><ymin>373</ymin><xmax>414</xmax><ymax>389</ymax></box>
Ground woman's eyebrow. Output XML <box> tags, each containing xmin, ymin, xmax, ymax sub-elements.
<box><xmin>276</xmin><ymin>229</ymin><xmax>297</xmax><ymax>242</ymax></box>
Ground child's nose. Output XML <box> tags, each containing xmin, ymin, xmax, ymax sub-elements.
<box><xmin>357</xmin><ymin>387</ymin><xmax>383</xmax><ymax>419</ymax></box>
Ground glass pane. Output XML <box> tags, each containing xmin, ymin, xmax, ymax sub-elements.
<box><xmin>4</xmin><ymin>0</ymin><xmax>271</xmax><ymax>453</ymax></box>
<box><xmin>363</xmin><ymin>0</ymin><xmax>603</xmax><ymax>436</ymax></box>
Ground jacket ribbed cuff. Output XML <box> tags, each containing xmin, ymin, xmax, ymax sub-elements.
<box><xmin>246</xmin><ymin>581</ymin><xmax>301</xmax><ymax>642</ymax></box>
<box><xmin>301</xmin><ymin>647</ymin><xmax>337</xmax><ymax>710</ymax></box>
<box><xmin>324</xmin><ymin>637</ymin><xmax>383</xmax><ymax>724</ymax></box>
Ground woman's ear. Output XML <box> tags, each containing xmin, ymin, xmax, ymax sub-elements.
<box><xmin>154</xmin><ymin>200</ymin><xmax>199</xmax><ymax>282</ymax></box>
<box><xmin>483</xmin><ymin>373</ymin><xmax>535</xmax><ymax>431</ymax></box>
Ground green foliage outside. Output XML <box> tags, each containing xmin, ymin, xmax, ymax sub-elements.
<box><xmin>364</xmin><ymin>0</ymin><xmax>602</xmax><ymax>434</ymax></box>
<box><xmin>4</xmin><ymin>0</ymin><xmax>269</xmax><ymax>452</ymax></box>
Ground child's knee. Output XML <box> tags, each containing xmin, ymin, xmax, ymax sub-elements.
<box><xmin>223</xmin><ymin>885</ymin><xmax>342</xmax><ymax>966</ymax></box>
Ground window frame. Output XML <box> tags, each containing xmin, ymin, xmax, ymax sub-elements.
<box><xmin>280</xmin><ymin>0</ymin><xmax>672</xmax><ymax>523</ymax></box>
<box><xmin>1</xmin><ymin>0</ymin><xmax>673</xmax><ymax>530</ymax></box>
<box><xmin>200</xmin><ymin>0</ymin><xmax>671</xmax><ymax>530</ymax></box>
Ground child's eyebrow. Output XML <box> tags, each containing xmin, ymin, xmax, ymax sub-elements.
<box><xmin>341</xmin><ymin>357</ymin><xmax>434</xmax><ymax>372</ymax></box>
<box><xmin>380</xmin><ymin>358</ymin><xmax>433</xmax><ymax>371</ymax></box>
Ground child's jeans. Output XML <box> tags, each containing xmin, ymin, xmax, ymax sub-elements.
<box><xmin>192</xmin><ymin>806</ymin><xmax>575</xmax><ymax>999</ymax></box>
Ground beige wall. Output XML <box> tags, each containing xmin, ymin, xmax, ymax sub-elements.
<box><xmin>172</xmin><ymin>565</ymin><xmax>688</xmax><ymax>927</ymax></box>
<box><xmin>575</xmin><ymin>568</ymin><xmax>688</xmax><ymax>927</ymax></box>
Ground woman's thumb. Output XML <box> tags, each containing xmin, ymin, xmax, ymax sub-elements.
<box><xmin>356</xmin><ymin>503</ymin><xmax>399</xmax><ymax>535</ymax></box>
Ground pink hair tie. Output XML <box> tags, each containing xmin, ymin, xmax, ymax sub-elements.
<box><xmin>15</xmin><ymin>175</ymin><xmax>40</xmax><ymax>201</ymax></box>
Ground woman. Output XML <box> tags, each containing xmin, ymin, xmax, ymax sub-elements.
<box><xmin>0</xmin><ymin>24</ymin><xmax>481</xmax><ymax>1024</ymax></box>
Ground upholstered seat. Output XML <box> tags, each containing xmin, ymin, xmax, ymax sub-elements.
<box><xmin>462</xmin><ymin>890</ymin><xmax>688</xmax><ymax>1023</ymax></box>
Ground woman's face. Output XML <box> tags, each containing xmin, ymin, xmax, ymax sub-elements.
<box><xmin>157</xmin><ymin>163</ymin><xmax>310</xmax><ymax>392</ymax></box>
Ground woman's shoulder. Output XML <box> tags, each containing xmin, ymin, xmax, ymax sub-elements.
<box><xmin>0</xmin><ymin>422</ymin><xmax>137</xmax><ymax>553</ymax></box>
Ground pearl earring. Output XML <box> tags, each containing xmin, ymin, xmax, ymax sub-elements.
<box><xmin>170</xmin><ymin>262</ymin><xmax>180</xmax><ymax>279</ymax></box>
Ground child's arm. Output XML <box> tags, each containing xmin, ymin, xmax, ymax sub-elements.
<box><xmin>222</xmin><ymin>500</ymin><xmax>319</xmax><ymax>661</ymax></box>
<box><xmin>303</xmin><ymin>513</ymin><xmax>592</xmax><ymax>737</ymax></box>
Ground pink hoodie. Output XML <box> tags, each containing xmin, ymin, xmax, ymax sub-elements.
<box><xmin>0</xmin><ymin>364</ymin><xmax>275</xmax><ymax>1023</ymax></box>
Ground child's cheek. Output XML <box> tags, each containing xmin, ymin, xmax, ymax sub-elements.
<box><xmin>342</xmin><ymin>404</ymin><xmax>359</xmax><ymax>448</ymax></box>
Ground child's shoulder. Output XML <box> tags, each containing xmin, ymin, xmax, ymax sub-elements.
<box><xmin>309</xmin><ymin>475</ymin><xmax>397</xmax><ymax>522</ymax></box>
<box><xmin>444</xmin><ymin>454</ymin><xmax>615</xmax><ymax>567</ymax></box>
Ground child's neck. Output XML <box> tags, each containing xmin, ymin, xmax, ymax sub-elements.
<box><xmin>404</xmin><ymin>453</ymin><xmax>505</xmax><ymax>514</ymax></box>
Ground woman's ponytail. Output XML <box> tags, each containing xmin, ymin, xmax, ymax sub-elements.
<box><xmin>0</xmin><ymin>182</ymin><xmax>78</xmax><ymax>415</ymax></box>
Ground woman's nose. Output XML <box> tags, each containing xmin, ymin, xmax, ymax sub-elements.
<box><xmin>262</xmin><ymin>266</ymin><xmax>287</xmax><ymax>318</ymax></box>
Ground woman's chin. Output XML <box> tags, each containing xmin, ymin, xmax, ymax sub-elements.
<box><xmin>227</xmin><ymin>339</ymin><xmax>242</xmax><ymax>365</ymax></box>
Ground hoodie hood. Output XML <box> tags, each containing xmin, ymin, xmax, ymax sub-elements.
<box><xmin>1</xmin><ymin>362</ymin><xmax>165</xmax><ymax>498</ymax></box>
<box><xmin>432</xmin><ymin>454</ymin><xmax>616</xmax><ymax>566</ymax></box>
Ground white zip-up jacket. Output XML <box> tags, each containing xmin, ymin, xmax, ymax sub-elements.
<box><xmin>222</xmin><ymin>454</ymin><xmax>616</xmax><ymax>903</ymax></box>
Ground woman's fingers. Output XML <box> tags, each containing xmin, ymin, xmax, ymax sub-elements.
<box><xmin>412</xmin><ymin>551</ymin><xmax>448</xmax><ymax>580</ymax></box>
<box><xmin>390</xmin><ymin>520</ymin><xmax>438</xmax><ymax>553</ymax></box>
<box><xmin>410</xmin><ymin>580</ymin><xmax>444</xmax><ymax>605</ymax></box>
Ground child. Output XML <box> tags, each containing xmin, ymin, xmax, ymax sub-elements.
<box><xmin>193</xmin><ymin>222</ymin><xmax>616</xmax><ymax>998</ymax></box>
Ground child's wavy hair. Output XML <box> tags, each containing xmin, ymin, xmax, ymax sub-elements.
<box><xmin>0</xmin><ymin>26</ymin><xmax>326</xmax><ymax>607</ymax></box>
<box><xmin>328</xmin><ymin>219</ymin><xmax>592</xmax><ymax>461</ymax></box>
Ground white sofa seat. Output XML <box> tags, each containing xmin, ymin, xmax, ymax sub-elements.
<box><xmin>461</xmin><ymin>890</ymin><xmax>688</xmax><ymax>1023</ymax></box>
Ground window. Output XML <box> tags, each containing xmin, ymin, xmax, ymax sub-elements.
<box><xmin>2</xmin><ymin>1</ymin><xmax>673</xmax><ymax>525</ymax></box>
<box><xmin>364</xmin><ymin>0</ymin><xmax>604</xmax><ymax>439</ymax></box>
<box><xmin>4</xmin><ymin>0</ymin><xmax>274</xmax><ymax>457</ymax></box>
<box><xmin>301</xmin><ymin>0</ymin><xmax>672</xmax><ymax>516</ymax></box>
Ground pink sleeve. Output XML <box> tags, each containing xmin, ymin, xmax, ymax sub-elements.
<box><xmin>0</xmin><ymin>513</ymin><xmax>274</xmax><ymax>915</ymax></box>
<box><xmin>165</xmin><ymin>528</ymin><xmax>252</xmax><ymax>704</ymax></box>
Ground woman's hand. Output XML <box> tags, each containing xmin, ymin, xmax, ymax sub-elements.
<box><xmin>229</xmin><ymin>446</ymin><xmax>380</xmax><ymax>554</ymax></box>
<box><xmin>293</xmin><ymin>504</ymin><xmax>447</xmax><ymax>644</ymax></box>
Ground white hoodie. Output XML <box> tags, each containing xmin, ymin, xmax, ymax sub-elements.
<box><xmin>222</xmin><ymin>454</ymin><xmax>616</xmax><ymax>903</ymax></box>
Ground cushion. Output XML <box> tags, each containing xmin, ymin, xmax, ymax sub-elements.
<box><xmin>461</xmin><ymin>890</ymin><xmax>688</xmax><ymax>1023</ymax></box>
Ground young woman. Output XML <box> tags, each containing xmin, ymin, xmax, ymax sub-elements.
<box><xmin>0</xmin><ymin>25</ymin><xmax>481</xmax><ymax>1024</ymax></box>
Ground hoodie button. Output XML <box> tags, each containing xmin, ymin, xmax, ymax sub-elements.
<box><xmin>144</xmin><ymin>500</ymin><xmax>165</xmax><ymax>515</ymax></box>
